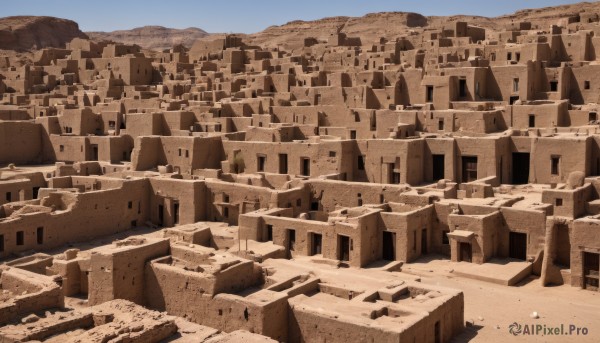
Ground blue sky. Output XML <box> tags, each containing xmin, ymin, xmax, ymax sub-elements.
<box><xmin>4</xmin><ymin>0</ymin><xmax>585</xmax><ymax>33</ymax></box>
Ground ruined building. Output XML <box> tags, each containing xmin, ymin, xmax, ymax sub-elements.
<box><xmin>2</xmin><ymin>9</ymin><xmax>600</xmax><ymax>343</ymax></box>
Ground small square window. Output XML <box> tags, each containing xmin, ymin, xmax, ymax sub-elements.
<box><xmin>60</xmin><ymin>145</ymin><xmax>65</xmax><ymax>152</ymax></box>
<box><xmin>585</xmin><ymin>81</ymin><xmax>591</xmax><ymax>90</ymax></box>
<box><xmin>128</xmin><ymin>201</ymin><xmax>133</xmax><ymax>209</ymax></box>
<box><xmin>329</xmin><ymin>151</ymin><xmax>336</xmax><ymax>158</ymax></box>
<box><xmin>555</xmin><ymin>198</ymin><xmax>563</xmax><ymax>207</ymax></box>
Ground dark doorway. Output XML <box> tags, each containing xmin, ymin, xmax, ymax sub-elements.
<box><xmin>266</xmin><ymin>225</ymin><xmax>273</xmax><ymax>241</ymax></box>
<box><xmin>509</xmin><ymin>232</ymin><xmax>527</xmax><ymax>260</ymax></box>
<box><xmin>421</xmin><ymin>229</ymin><xmax>428</xmax><ymax>254</ymax></box>
<box><xmin>459</xmin><ymin>79</ymin><xmax>467</xmax><ymax>97</ymax></box>
<box><xmin>91</xmin><ymin>144</ymin><xmax>99</xmax><ymax>161</ymax></box>
<box><xmin>311</xmin><ymin>233</ymin><xmax>323</xmax><ymax>255</ymax></box>
<box><xmin>432</xmin><ymin>154</ymin><xmax>445</xmax><ymax>181</ymax></box>
<box><xmin>158</xmin><ymin>204</ymin><xmax>164</xmax><ymax>226</ymax></box>
<box><xmin>509</xmin><ymin>96</ymin><xmax>519</xmax><ymax>105</ymax></box>
<box><xmin>339</xmin><ymin>235</ymin><xmax>350</xmax><ymax>262</ymax></box>
<box><xmin>512</xmin><ymin>153</ymin><xmax>530</xmax><ymax>185</ymax></box>
<box><xmin>459</xmin><ymin>242</ymin><xmax>472</xmax><ymax>262</ymax></box>
<box><xmin>462</xmin><ymin>156</ymin><xmax>478</xmax><ymax>183</ymax></box>
<box><xmin>382</xmin><ymin>231</ymin><xmax>396</xmax><ymax>261</ymax></box>
<box><xmin>301</xmin><ymin>157</ymin><xmax>310</xmax><ymax>176</ymax></box>
<box><xmin>36</xmin><ymin>227</ymin><xmax>44</xmax><ymax>244</ymax></box>
<box><xmin>33</xmin><ymin>187</ymin><xmax>40</xmax><ymax>199</ymax></box>
<box><xmin>385</xmin><ymin>163</ymin><xmax>393</xmax><ymax>184</ymax></box>
<box><xmin>257</xmin><ymin>155</ymin><xmax>266</xmax><ymax>172</ymax></box>
<box><xmin>16</xmin><ymin>231</ymin><xmax>24</xmax><ymax>246</ymax></box>
<box><xmin>358</xmin><ymin>156</ymin><xmax>365</xmax><ymax>171</ymax></box>
<box><xmin>279</xmin><ymin>154</ymin><xmax>288</xmax><ymax>174</ymax></box>
<box><xmin>426</xmin><ymin>85</ymin><xmax>434</xmax><ymax>102</ymax></box>
<box><xmin>387</xmin><ymin>163</ymin><xmax>398</xmax><ymax>184</ymax></box>
<box><xmin>173</xmin><ymin>202</ymin><xmax>180</xmax><ymax>225</ymax></box>
<box><xmin>392</xmin><ymin>170</ymin><xmax>400</xmax><ymax>184</ymax></box>
<box><xmin>550</xmin><ymin>80</ymin><xmax>558</xmax><ymax>92</ymax></box>
<box><xmin>551</xmin><ymin>156</ymin><xmax>560</xmax><ymax>175</ymax></box>
<box><xmin>528</xmin><ymin>115</ymin><xmax>535</xmax><ymax>128</ymax></box>
<box><xmin>584</xmin><ymin>252</ymin><xmax>599</xmax><ymax>291</ymax></box>
<box><xmin>287</xmin><ymin>229</ymin><xmax>296</xmax><ymax>252</ymax></box>
<box><xmin>435</xmin><ymin>321</ymin><xmax>441</xmax><ymax>343</ymax></box>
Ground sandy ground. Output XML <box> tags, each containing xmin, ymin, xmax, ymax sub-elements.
<box><xmin>402</xmin><ymin>256</ymin><xmax>600</xmax><ymax>343</ymax></box>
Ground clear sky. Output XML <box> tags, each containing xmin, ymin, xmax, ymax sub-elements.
<box><xmin>3</xmin><ymin>0</ymin><xmax>587</xmax><ymax>33</ymax></box>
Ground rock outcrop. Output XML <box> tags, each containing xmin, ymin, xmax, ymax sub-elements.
<box><xmin>0</xmin><ymin>16</ymin><xmax>87</xmax><ymax>51</ymax></box>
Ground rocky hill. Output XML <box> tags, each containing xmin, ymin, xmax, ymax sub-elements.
<box><xmin>242</xmin><ymin>12</ymin><xmax>429</xmax><ymax>49</ymax></box>
<box><xmin>87</xmin><ymin>26</ymin><xmax>210</xmax><ymax>51</ymax></box>
<box><xmin>0</xmin><ymin>16</ymin><xmax>87</xmax><ymax>51</ymax></box>
<box><xmin>238</xmin><ymin>1</ymin><xmax>600</xmax><ymax>49</ymax></box>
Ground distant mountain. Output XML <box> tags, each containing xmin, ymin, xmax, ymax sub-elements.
<box><xmin>0</xmin><ymin>16</ymin><xmax>87</xmax><ymax>51</ymax></box>
<box><xmin>86</xmin><ymin>26</ymin><xmax>210</xmax><ymax>51</ymax></box>
<box><xmin>241</xmin><ymin>1</ymin><xmax>600</xmax><ymax>49</ymax></box>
